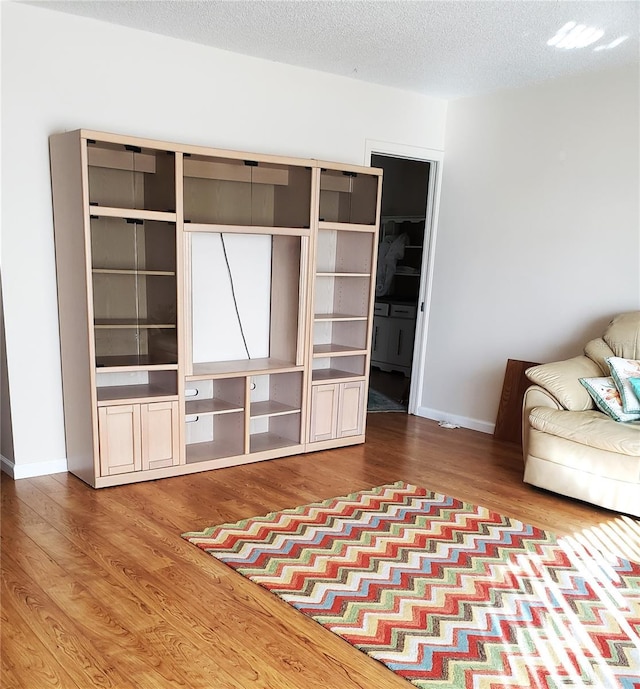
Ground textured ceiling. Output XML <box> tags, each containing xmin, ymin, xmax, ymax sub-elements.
<box><xmin>27</xmin><ymin>0</ymin><xmax>640</xmax><ymax>99</ymax></box>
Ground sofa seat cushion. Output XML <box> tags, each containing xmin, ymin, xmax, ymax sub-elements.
<box><xmin>529</xmin><ymin>407</ymin><xmax>640</xmax><ymax>457</ymax></box>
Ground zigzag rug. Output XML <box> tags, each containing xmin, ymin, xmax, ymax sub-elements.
<box><xmin>182</xmin><ymin>481</ymin><xmax>640</xmax><ymax>688</ymax></box>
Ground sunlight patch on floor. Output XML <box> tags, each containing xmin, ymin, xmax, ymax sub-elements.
<box><xmin>574</xmin><ymin>514</ymin><xmax>640</xmax><ymax>565</ymax></box>
<box><xmin>503</xmin><ymin>521</ymin><xmax>640</xmax><ymax>687</ymax></box>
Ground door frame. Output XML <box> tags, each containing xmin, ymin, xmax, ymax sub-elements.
<box><xmin>364</xmin><ymin>139</ymin><xmax>444</xmax><ymax>415</ymax></box>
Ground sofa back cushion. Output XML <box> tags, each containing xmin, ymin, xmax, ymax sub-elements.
<box><xmin>526</xmin><ymin>356</ymin><xmax>601</xmax><ymax>411</ymax></box>
<box><xmin>603</xmin><ymin>311</ymin><xmax>640</xmax><ymax>359</ymax></box>
<box><xmin>584</xmin><ymin>338</ymin><xmax>615</xmax><ymax>375</ymax></box>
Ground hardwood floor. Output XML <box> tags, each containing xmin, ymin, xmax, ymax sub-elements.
<box><xmin>1</xmin><ymin>413</ymin><xmax>630</xmax><ymax>689</ymax></box>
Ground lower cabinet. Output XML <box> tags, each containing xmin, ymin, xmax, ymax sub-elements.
<box><xmin>309</xmin><ymin>380</ymin><xmax>366</xmax><ymax>443</ymax></box>
<box><xmin>371</xmin><ymin>315</ymin><xmax>416</xmax><ymax>376</ymax></box>
<box><xmin>98</xmin><ymin>400</ymin><xmax>180</xmax><ymax>476</ymax></box>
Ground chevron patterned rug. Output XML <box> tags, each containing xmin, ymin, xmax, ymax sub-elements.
<box><xmin>182</xmin><ymin>481</ymin><xmax>640</xmax><ymax>688</ymax></box>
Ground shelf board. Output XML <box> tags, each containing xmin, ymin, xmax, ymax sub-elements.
<box><xmin>92</xmin><ymin>268</ymin><xmax>175</xmax><ymax>276</ymax></box>
<box><xmin>319</xmin><ymin>175</ymin><xmax>351</xmax><ymax>193</ymax></box>
<box><xmin>315</xmin><ymin>272</ymin><xmax>370</xmax><ymax>278</ymax></box>
<box><xmin>314</xmin><ymin>313</ymin><xmax>368</xmax><ymax>322</ymax></box>
<box><xmin>95</xmin><ymin>356</ymin><xmax>178</xmax><ymax>370</ymax></box>
<box><xmin>189</xmin><ymin>358</ymin><xmax>302</xmax><ymax>380</ymax></box>
<box><xmin>96</xmin><ymin>385</ymin><xmax>178</xmax><ymax>405</ymax></box>
<box><xmin>393</xmin><ymin>272</ymin><xmax>420</xmax><ymax>277</ymax></box>
<box><xmin>249</xmin><ymin>432</ymin><xmax>300</xmax><ymax>454</ymax></box>
<box><xmin>313</xmin><ymin>344</ymin><xmax>367</xmax><ymax>357</ymax></box>
<box><xmin>250</xmin><ymin>401</ymin><xmax>300</xmax><ymax>419</ymax></box>
<box><xmin>184</xmin><ymin>223</ymin><xmax>310</xmax><ymax>237</ymax></box>
<box><xmin>186</xmin><ymin>440</ymin><xmax>245</xmax><ymax>464</ymax></box>
<box><xmin>312</xmin><ymin>369</ymin><xmax>365</xmax><ymax>383</ymax></box>
<box><xmin>185</xmin><ymin>398</ymin><xmax>244</xmax><ymax>416</ymax></box>
<box><xmin>94</xmin><ymin>319</ymin><xmax>176</xmax><ymax>329</ymax></box>
<box><xmin>381</xmin><ymin>216</ymin><xmax>424</xmax><ymax>222</ymax></box>
<box><xmin>183</xmin><ymin>157</ymin><xmax>290</xmax><ymax>185</ymax></box>
<box><xmin>318</xmin><ymin>221</ymin><xmax>377</xmax><ymax>233</ymax></box>
<box><xmin>88</xmin><ymin>206</ymin><xmax>177</xmax><ymax>222</ymax></box>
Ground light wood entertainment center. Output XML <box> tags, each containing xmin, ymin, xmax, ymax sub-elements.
<box><xmin>50</xmin><ymin>130</ymin><xmax>382</xmax><ymax>488</ymax></box>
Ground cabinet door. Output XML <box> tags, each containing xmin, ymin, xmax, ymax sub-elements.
<box><xmin>98</xmin><ymin>404</ymin><xmax>142</xmax><ymax>476</ymax></box>
<box><xmin>377</xmin><ymin>318</ymin><xmax>414</xmax><ymax>371</ymax></box>
<box><xmin>371</xmin><ymin>317</ymin><xmax>391</xmax><ymax>363</ymax></box>
<box><xmin>388</xmin><ymin>319</ymin><xmax>415</xmax><ymax>368</ymax></box>
<box><xmin>140</xmin><ymin>401</ymin><xmax>180</xmax><ymax>471</ymax></box>
<box><xmin>309</xmin><ymin>384</ymin><xmax>339</xmax><ymax>442</ymax></box>
<box><xmin>337</xmin><ymin>381</ymin><xmax>366</xmax><ymax>438</ymax></box>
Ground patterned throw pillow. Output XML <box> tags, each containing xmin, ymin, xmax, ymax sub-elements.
<box><xmin>579</xmin><ymin>376</ymin><xmax>640</xmax><ymax>423</ymax></box>
<box><xmin>606</xmin><ymin>357</ymin><xmax>640</xmax><ymax>414</ymax></box>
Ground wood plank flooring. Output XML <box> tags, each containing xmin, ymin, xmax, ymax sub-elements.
<box><xmin>1</xmin><ymin>413</ymin><xmax>629</xmax><ymax>688</ymax></box>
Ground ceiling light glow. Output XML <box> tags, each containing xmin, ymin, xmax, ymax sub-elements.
<box><xmin>547</xmin><ymin>22</ymin><xmax>605</xmax><ymax>50</ymax></box>
<box><xmin>594</xmin><ymin>35</ymin><xmax>629</xmax><ymax>51</ymax></box>
<box><xmin>547</xmin><ymin>21</ymin><xmax>576</xmax><ymax>47</ymax></box>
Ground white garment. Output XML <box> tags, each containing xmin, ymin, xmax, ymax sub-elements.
<box><xmin>376</xmin><ymin>233</ymin><xmax>407</xmax><ymax>297</ymax></box>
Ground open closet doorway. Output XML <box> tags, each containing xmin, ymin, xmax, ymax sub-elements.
<box><xmin>368</xmin><ymin>154</ymin><xmax>432</xmax><ymax>413</ymax></box>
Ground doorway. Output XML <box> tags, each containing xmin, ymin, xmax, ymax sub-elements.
<box><xmin>368</xmin><ymin>154</ymin><xmax>431</xmax><ymax>412</ymax></box>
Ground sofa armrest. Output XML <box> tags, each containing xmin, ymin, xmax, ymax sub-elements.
<box><xmin>525</xmin><ymin>356</ymin><xmax>601</xmax><ymax>412</ymax></box>
<box><xmin>521</xmin><ymin>385</ymin><xmax>562</xmax><ymax>463</ymax></box>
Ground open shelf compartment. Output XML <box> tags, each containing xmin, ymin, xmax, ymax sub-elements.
<box><xmin>87</xmin><ymin>140</ymin><xmax>175</xmax><ymax>213</ymax></box>
<box><xmin>183</xmin><ymin>154</ymin><xmax>311</xmax><ymax>228</ymax></box>
<box><xmin>249</xmin><ymin>371</ymin><xmax>302</xmax><ymax>451</ymax></box>
<box><xmin>185</xmin><ymin>377</ymin><xmax>245</xmax><ymax>416</ymax></box>
<box><xmin>185</xmin><ymin>414</ymin><xmax>245</xmax><ymax>464</ymax></box>
<box><xmin>316</xmin><ymin>228</ymin><xmax>374</xmax><ymax>274</ymax></box>
<box><xmin>313</xmin><ymin>275</ymin><xmax>371</xmax><ymax>321</ymax></box>
<box><xmin>185</xmin><ymin>377</ymin><xmax>245</xmax><ymax>464</ymax></box>
<box><xmin>319</xmin><ymin>169</ymin><xmax>378</xmax><ymax>225</ymax></box>
<box><xmin>96</xmin><ymin>369</ymin><xmax>178</xmax><ymax>404</ymax></box>
<box><xmin>190</xmin><ymin>231</ymin><xmax>306</xmax><ymax>374</ymax></box>
<box><xmin>313</xmin><ymin>320</ymin><xmax>368</xmax><ymax>357</ymax></box>
<box><xmin>312</xmin><ymin>355</ymin><xmax>366</xmax><ymax>382</ymax></box>
<box><xmin>91</xmin><ymin>215</ymin><xmax>177</xmax><ymax>367</ymax></box>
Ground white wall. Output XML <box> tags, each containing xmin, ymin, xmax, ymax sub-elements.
<box><xmin>0</xmin><ymin>3</ymin><xmax>447</xmax><ymax>476</ymax></box>
<box><xmin>420</xmin><ymin>63</ymin><xmax>640</xmax><ymax>432</ymax></box>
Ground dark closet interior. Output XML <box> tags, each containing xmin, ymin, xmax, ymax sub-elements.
<box><xmin>368</xmin><ymin>155</ymin><xmax>430</xmax><ymax>411</ymax></box>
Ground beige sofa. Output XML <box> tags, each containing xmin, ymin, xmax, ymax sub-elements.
<box><xmin>522</xmin><ymin>311</ymin><xmax>640</xmax><ymax>517</ymax></box>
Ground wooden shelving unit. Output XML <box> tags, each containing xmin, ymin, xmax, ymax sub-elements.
<box><xmin>49</xmin><ymin>129</ymin><xmax>382</xmax><ymax>487</ymax></box>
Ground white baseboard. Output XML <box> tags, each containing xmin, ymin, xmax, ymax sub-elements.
<box><xmin>415</xmin><ymin>406</ymin><xmax>495</xmax><ymax>435</ymax></box>
<box><xmin>1</xmin><ymin>454</ymin><xmax>68</xmax><ymax>480</ymax></box>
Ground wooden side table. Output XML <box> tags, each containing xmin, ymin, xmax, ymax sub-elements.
<box><xmin>494</xmin><ymin>359</ymin><xmax>539</xmax><ymax>446</ymax></box>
